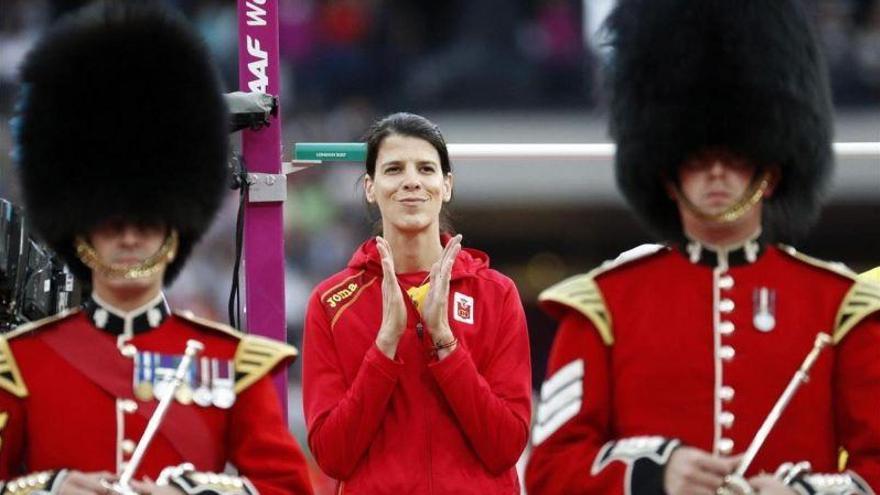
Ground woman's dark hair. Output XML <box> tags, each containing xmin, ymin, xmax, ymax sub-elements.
<box><xmin>362</xmin><ymin>112</ymin><xmax>455</xmax><ymax>234</ymax></box>
<box><xmin>363</xmin><ymin>112</ymin><xmax>452</xmax><ymax>178</ymax></box>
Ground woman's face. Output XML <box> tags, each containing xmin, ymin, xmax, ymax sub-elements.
<box><xmin>365</xmin><ymin>134</ymin><xmax>453</xmax><ymax>235</ymax></box>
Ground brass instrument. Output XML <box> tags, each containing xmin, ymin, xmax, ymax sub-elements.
<box><xmin>717</xmin><ymin>333</ymin><xmax>833</xmax><ymax>495</ymax></box>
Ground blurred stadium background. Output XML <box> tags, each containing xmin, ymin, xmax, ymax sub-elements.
<box><xmin>1</xmin><ymin>0</ymin><xmax>877</xmax><ymax>491</ymax></box>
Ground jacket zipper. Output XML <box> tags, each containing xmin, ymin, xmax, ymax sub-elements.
<box><xmin>415</xmin><ymin>317</ymin><xmax>432</xmax><ymax>492</ymax></box>
<box><xmin>405</xmin><ymin>288</ymin><xmax>434</xmax><ymax>493</ymax></box>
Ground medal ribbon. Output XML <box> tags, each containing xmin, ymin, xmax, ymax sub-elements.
<box><xmin>38</xmin><ymin>316</ymin><xmax>218</xmax><ymax>468</ymax></box>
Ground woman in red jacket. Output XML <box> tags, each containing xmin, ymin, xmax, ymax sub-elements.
<box><xmin>302</xmin><ymin>112</ymin><xmax>532</xmax><ymax>494</ymax></box>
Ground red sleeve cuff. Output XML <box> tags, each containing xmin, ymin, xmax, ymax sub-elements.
<box><xmin>365</xmin><ymin>343</ymin><xmax>405</xmax><ymax>381</ymax></box>
<box><xmin>428</xmin><ymin>342</ymin><xmax>471</xmax><ymax>386</ymax></box>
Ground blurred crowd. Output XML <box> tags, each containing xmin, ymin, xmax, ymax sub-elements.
<box><xmin>2</xmin><ymin>0</ymin><xmax>879</xmax><ymax>116</ymax></box>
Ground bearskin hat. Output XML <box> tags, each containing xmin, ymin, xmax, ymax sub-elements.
<box><xmin>606</xmin><ymin>0</ymin><xmax>834</xmax><ymax>242</ymax></box>
<box><xmin>14</xmin><ymin>1</ymin><xmax>228</xmax><ymax>284</ymax></box>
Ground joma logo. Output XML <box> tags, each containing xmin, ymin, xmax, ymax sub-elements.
<box><xmin>326</xmin><ymin>283</ymin><xmax>358</xmax><ymax>308</ymax></box>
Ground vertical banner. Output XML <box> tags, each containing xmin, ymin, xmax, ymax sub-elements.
<box><xmin>236</xmin><ymin>0</ymin><xmax>288</xmax><ymax>415</ymax></box>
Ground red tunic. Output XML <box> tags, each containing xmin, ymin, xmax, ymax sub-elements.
<box><xmin>302</xmin><ymin>237</ymin><xmax>532</xmax><ymax>494</ymax></box>
<box><xmin>525</xmin><ymin>242</ymin><xmax>880</xmax><ymax>495</ymax></box>
<box><xmin>0</xmin><ymin>302</ymin><xmax>313</xmax><ymax>495</ymax></box>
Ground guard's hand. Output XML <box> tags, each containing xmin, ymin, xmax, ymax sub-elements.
<box><xmin>129</xmin><ymin>477</ymin><xmax>186</xmax><ymax>495</ymax></box>
<box><xmin>375</xmin><ymin>236</ymin><xmax>408</xmax><ymax>359</ymax></box>
<box><xmin>420</xmin><ymin>235</ymin><xmax>462</xmax><ymax>359</ymax></box>
<box><xmin>57</xmin><ymin>471</ymin><xmax>118</xmax><ymax>495</ymax></box>
<box><xmin>749</xmin><ymin>474</ymin><xmax>798</xmax><ymax>495</ymax></box>
<box><xmin>664</xmin><ymin>447</ymin><xmax>740</xmax><ymax>495</ymax></box>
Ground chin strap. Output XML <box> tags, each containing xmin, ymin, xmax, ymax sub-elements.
<box><xmin>75</xmin><ymin>230</ymin><xmax>178</xmax><ymax>280</ymax></box>
<box><xmin>674</xmin><ymin>171</ymin><xmax>771</xmax><ymax>224</ymax></box>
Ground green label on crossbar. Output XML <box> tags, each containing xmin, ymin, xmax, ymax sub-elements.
<box><xmin>294</xmin><ymin>143</ymin><xmax>366</xmax><ymax>162</ymax></box>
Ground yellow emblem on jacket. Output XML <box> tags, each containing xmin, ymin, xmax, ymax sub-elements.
<box><xmin>326</xmin><ymin>283</ymin><xmax>359</xmax><ymax>309</ymax></box>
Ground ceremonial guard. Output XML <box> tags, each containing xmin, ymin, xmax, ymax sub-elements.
<box><xmin>525</xmin><ymin>1</ymin><xmax>880</xmax><ymax>494</ymax></box>
<box><xmin>0</xmin><ymin>3</ymin><xmax>312</xmax><ymax>494</ymax></box>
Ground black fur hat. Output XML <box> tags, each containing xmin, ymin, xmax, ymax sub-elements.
<box><xmin>606</xmin><ymin>0</ymin><xmax>834</xmax><ymax>242</ymax></box>
<box><xmin>14</xmin><ymin>1</ymin><xmax>228</xmax><ymax>284</ymax></box>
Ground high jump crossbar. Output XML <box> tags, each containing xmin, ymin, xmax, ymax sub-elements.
<box><xmin>236</xmin><ymin>140</ymin><xmax>879</xmax><ymax>202</ymax></box>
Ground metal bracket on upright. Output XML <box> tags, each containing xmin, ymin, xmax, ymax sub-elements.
<box><xmin>249</xmin><ymin>144</ymin><xmax>365</xmax><ymax>202</ymax></box>
<box><xmin>246</xmin><ymin>172</ymin><xmax>287</xmax><ymax>203</ymax></box>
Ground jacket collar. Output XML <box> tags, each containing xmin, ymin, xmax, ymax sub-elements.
<box><xmin>84</xmin><ymin>292</ymin><xmax>170</xmax><ymax>338</ymax></box>
<box><xmin>347</xmin><ymin>234</ymin><xmax>489</xmax><ymax>280</ymax></box>
<box><xmin>680</xmin><ymin>228</ymin><xmax>765</xmax><ymax>269</ymax></box>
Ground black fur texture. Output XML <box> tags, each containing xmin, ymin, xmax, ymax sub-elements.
<box><xmin>15</xmin><ymin>1</ymin><xmax>228</xmax><ymax>284</ymax></box>
<box><xmin>605</xmin><ymin>0</ymin><xmax>834</xmax><ymax>242</ymax></box>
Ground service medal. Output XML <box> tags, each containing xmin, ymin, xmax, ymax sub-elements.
<box><xmin>175</xmin><ymin>382</ymin><xmax>194</xmax><ymax>405</ymax></box>
<box><xmin>752</xmin><ymin>287</ymin><xmax>777</xmax><ymax>332</ymax></box>
<box><xmin>193</xmin><ymin>357</ymin><xmax>213</xmax><ymax>407</ymax></box>
<box><xmin>210</xmin><ymin>358</ymin><xmax>236</xmax><ymax>409</ymax></box>
<box><xmin>135</xmin><ymin>381</ymin><xmax>154</xmax><ymax>401</ymax></box>
<box><xmin>212</xmin><ymin>386</ymin><xmax>236</xmax><ymax>409</ymax></box>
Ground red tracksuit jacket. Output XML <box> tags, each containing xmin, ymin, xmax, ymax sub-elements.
<box><xmin>525</xmin><ymin>242</ymin><xmax>880</xmax><ymax>494</ymax></box>
<box><xmin>302</xmin><ymin>237</ymin><xmax>532</xmax><ymax>494</ymax></box>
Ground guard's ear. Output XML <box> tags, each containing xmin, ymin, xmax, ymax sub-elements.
<box><xmin>762</xmin><ymin>166</ymin><xmax>781</xmax><ymax>199</ymax></box>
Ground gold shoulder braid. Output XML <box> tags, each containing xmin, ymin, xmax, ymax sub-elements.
<box><xmin>234</xmin><ymin>335</ymin><xmax>298</xmax><ymax>393</ymax></box>
<box><xmin>0</xmin><ymin>309</ymin><xmax>79</xmax><ymax>399</ymax></box>
<box><xmin>0</xmin><ymin>337</ymin><xmax>28</xmax><ymax>398</ymax></box>
<box><xmin>860</xmin><ymin>266</ymin><xmax>880</xmax><ymax>284</ymax></box>
<box><xmin>539</xmin><ymin>273</ymin><xmax>614</xmax><ymax>345</ymax></box>
<box><xmin>834</xmin><ymin>279</ymin><xmax>880</xmax><ymax>344</ymax></box>
<box><xmin>0</xmin><ymin>412</ymin><xmax>7</xmax><ymax>452</ymax></box>
<box><xmin>75</xmin><ymin>230</ymin><xmax>178</xmax><ymax>280</ymax></box>
<box><xmin>538</xmin><ymin>245</ymin><xmax>666</xmax><ymax>346</ymax></box>
<box><xmin>173</xmin><ymin>311</ymin><xmax>298</xmax><ymax>393</ymax></box>
<box><xmin>775</xmin><ymin>246</ymin><xmax>880</xmax><ymax>344</ymax></box>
